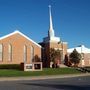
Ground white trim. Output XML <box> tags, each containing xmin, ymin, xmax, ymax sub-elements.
<box><xmin>0</xmin><ymin>30</ymin><xmax>41</xmax><ymax>48</ymax></box>
<box><xmin>89</xmin><ymin>60</ymin><xmax>90</xmax><ymax>64</ymax></box>
<box><xmin>62</xmin><ymin>42</ymin><xmax>68</xmax><ymax>44</ymax></box>
<box><xmin>68</xmin><ymin>45</ymin><xmax>90</xmax><ymax>53</ymax></box>
<box><xmin>82</xmin><ymin>60</ymin><xmax>85</xmax><ymax>65</ymax></box>
<box><xmin>8</xmin><ymin>44</ymin><xmax>12</xmax><ymax>61</ymax></box>
<box><xmin>30</xmin><ymin>46</ymin><xmax>34</xmax><ymax>63</ymax></box>
<box><xmin>54</xmin><ymin>48</ymin><xmax>62</xmax><ymax>50</ymax></box>
<box><xmin>0</xmin><ymin>44</ymin><xmax>3</xmax><ymax>61</ymax></box>
<box><xmin>24</xmin><ymin>45</ymin><xmax>27</xmax><ymax>63</ymax></box>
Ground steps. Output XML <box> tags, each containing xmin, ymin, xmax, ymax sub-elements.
<box><xmin>60</xmin><ymin>64</ymin><xmax>68</xmax><ymax>68</ymax></box>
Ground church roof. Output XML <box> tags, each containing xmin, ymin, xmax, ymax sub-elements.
<box><xmin>0</xmin><ymin>30</ymin><xmax>41</xmax><ymax>48</ymax></box>
<box><xmin>68</xmin><ymin>45</ymin><xmax>90</xmax><ymax>53</ymax></box>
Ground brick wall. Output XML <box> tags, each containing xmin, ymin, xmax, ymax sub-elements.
<box><xmin>41</xmin><ymin>41</ymin><xmax>67</xmax><ymax>67</ymax></box>
<box><xmin>0</xmin><ymin>33</ymin><xmax>41</xmax><ymax>64</ymax></box>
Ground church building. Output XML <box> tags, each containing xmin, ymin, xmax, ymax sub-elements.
<box><xmin>40</xmin><ymin>5</ymin><xmax>67</xmax><ymax>67</ymax></box>
<box><xmin>68</xmin><ymin>45</ymin><xmax>90</xmax><ymax>67</ymax></box>
<box><xmin>0</xmin><ymin>5</ymin><xmax>68</xmax><ymax>70</ymax></box>
<box><xmin>0</xmin><ymin>31</ymin><xmax>42</xmax><ymax>70</ymax></box>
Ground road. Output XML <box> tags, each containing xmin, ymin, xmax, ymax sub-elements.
<box><xmin>0</xmin><ymin>76</ymin><xmax>90</xmax><ymax>90</ymax></box>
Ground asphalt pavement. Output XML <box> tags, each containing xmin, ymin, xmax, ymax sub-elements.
<box><xmin>0</xmin><ymin>73</ymin><xmax>90</xmax><ymax>81</ymax></box>
<box><xmin>0</xmin><ymin>75</ymin><xmax>90</xmax><ymax>90</ymax></box>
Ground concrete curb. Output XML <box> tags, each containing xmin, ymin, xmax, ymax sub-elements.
<box><xmin>0</xmin><ymin>73</ymin><xmax>90</xmax><ymax>82</ymax></box>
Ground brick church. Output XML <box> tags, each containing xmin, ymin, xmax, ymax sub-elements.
<box><xmin>0</xmin><ymin>31</ymin><xmax>41</xmax><ymax>65</ymax></box>
<box><xmin>0</xmin><ymin>5</ymin><xmax>67</xmax><ymax>69</ymax></box>
<box><xmin>40</xmin><ymin>5</ymin><xmax>67</xmax><ymax>67</ymax></box>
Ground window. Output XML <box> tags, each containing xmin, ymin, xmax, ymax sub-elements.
<box><xmin>82</xmin><ymin>60</ymin><xmax>85</xmax><ymax>65</ymax></box>
<box><xmin>8</xmin><ymin>44</ymin><xmax>12</xmax><ymax>61</ymax></box>
<box><xmin>24</xmin><ymin>45</ymin><xmax>27</xmax><ymax>63</ymax></box>
<box><xmin>31</xmin><ymin>46</ymin><xmax>34</xmax><ymax>63</ymax></box>
<box><xmin>89</xmin><ymin>59</ymin><xmax>90</xmax><ymax>64</ymax></box>
<box><xmin>0</xmin><ymin>44</ymin><xmax>3</xmax><ymax>61</ymax></box>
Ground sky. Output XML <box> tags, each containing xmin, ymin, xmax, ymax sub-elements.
<box><xmin>0</xmin><ymin>0</ymin><xmax>90</xmax><ymax>48</ymax></box>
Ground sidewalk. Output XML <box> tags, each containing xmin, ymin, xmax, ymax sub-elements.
<box><xmin>0</xmin><ymin>73</ymin><xmax>90</xmax><ymax>81</ymax></box>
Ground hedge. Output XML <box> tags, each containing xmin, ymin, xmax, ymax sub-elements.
<box><xmin>0</xmin><ymin>64</ymin><xmax>20</xmax><ymax>70</ymax></box>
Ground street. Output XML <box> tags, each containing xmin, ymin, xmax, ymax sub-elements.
<box><xmin>0</xmin><ymin>76</ymin><xmax>90</xmax><ymax>90</ymax></box>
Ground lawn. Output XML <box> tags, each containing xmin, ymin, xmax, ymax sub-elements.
<box><xmin>0</xmin><ymin>68</ymin><xmax>83</xmax><ymax>77</ymax></box>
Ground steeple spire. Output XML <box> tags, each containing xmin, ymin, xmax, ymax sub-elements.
<box><xmin>48</xmin><ymin>5</ymin><xmax>55</xmax><ymax>38</ymax></box>
<box><xmin>43</xmin><ymin>5</ymin><xmax>60</xmax><ymax>43</ymax></box>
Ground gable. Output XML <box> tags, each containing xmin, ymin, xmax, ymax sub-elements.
<box><xmin>0</xmin><ymin>31</ymin><xmax>41</xmax><ymax>48</ymax></box>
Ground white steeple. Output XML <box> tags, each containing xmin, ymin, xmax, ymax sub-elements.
<box><xmin>48</xmin><ymin>5</ymin><xmax>55</xmax><ymax>38</ymax></box>
<box><xmin>43</xmin><ymin>5</ymin><xmax>60</xmax><ymax>43</ymax></box>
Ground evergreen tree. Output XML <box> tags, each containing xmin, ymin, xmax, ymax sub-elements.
<box><xmin>69</xmin><ymin>49</ymin><xmax>81</xmax><ymax>66</ymax></box>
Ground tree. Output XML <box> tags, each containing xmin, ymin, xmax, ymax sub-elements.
<box><xmin>33</xmin><ymin>55</ymin><xmax>41</xmax><ymax>62</ymax></box>
<box><xmin>50</xmin><ymin>48</ymin><xmax>61</xmax><ymax>68</ymax></box>
<box><xmin>50</xmin><ymin>48</ymin><xmax>56</xmax><ymax>62</ymax></box>
<box><xmin>64</xmin><ymin>54</ymin><xmax>69</xmax><ymax>66</ymax></box>
<box><xmin>64</xmin><ymin>54</ymin><xmax>72</xmax><ymax>67</ymax></box>
<box><xmin>69</xmin><ymin>49</ymin><xmax>81</xmax><ymax>67</ymax></box>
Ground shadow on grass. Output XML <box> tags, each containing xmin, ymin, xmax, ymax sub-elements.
<box><xmin>21</xmin><ymin>83</ymin><xmax>90</xmax><ymax>90</ymax></box>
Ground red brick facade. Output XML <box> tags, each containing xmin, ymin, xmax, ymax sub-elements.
<box><xmin>40</xmin><ymin>41</ymin><xmax>67</xmax><ymax>67</ymax></box>
<box><xmin>79</xmin><ymin>53</ymin><xmax>90</xmax><ymax>67</ymax></box>
<box><xmin>0</xmin><ymin>31</ymin><xmax>41</xmax><ymax>65</ymax></box>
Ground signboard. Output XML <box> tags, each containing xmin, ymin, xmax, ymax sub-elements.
<box><xmin>26</xmin><ymin>65</ymin><xmax>32</xmax><ymax>69</ymax></box>
<box><xmin>24</xmin><ymin>62</ymin><xmax>42</xmax><ymax>71</ymax></box>
<box><xmin>24</xmin><ymin>64</ymin><xmax>33</xmax><ymax>71</ymax></box>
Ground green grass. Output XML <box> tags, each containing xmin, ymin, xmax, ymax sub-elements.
<box><xmin>0</xmin><ymin>68</ymin><xmax>83</xmax><ymax>77</ymax></box>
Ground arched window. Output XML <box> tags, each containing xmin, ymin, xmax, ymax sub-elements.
<box><xmin>0</xmin><ymin>44</ymin><xmax>3</xmax><ymax>61</ymax></box>
<box><xmin>30</xmin><ymin>46</ymin><xmax>34</xmax><ymax>63</ymax></box>
<box><xmin>24</xmin><ymin>45</ymin><xmax>27</xmax><ymax>63</ymax></box>
<box><xmin>8</xmin><ymin>44</ymin><xmax>12</xmax><ymax>61</ymax></box>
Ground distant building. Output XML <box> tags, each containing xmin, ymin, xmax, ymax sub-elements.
<box><xmin>40</xmin><ymin>5</ymin><xmax>67</xmax><ymax>67</ymax></box>
<box><xmin>0</xmin><ymin>31</ymin><xmax>41</xmax><ymax>67</ymax></box>
<box><xmin>68</xmin><ymin>45</ymin><xmax>90</xmax><ymax>67</ymax></box>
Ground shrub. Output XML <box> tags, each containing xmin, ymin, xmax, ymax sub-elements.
<box><xmin>0</xmin><ymin>64</ymin><xmax>20</xmax><ymax>70</ymax></box>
